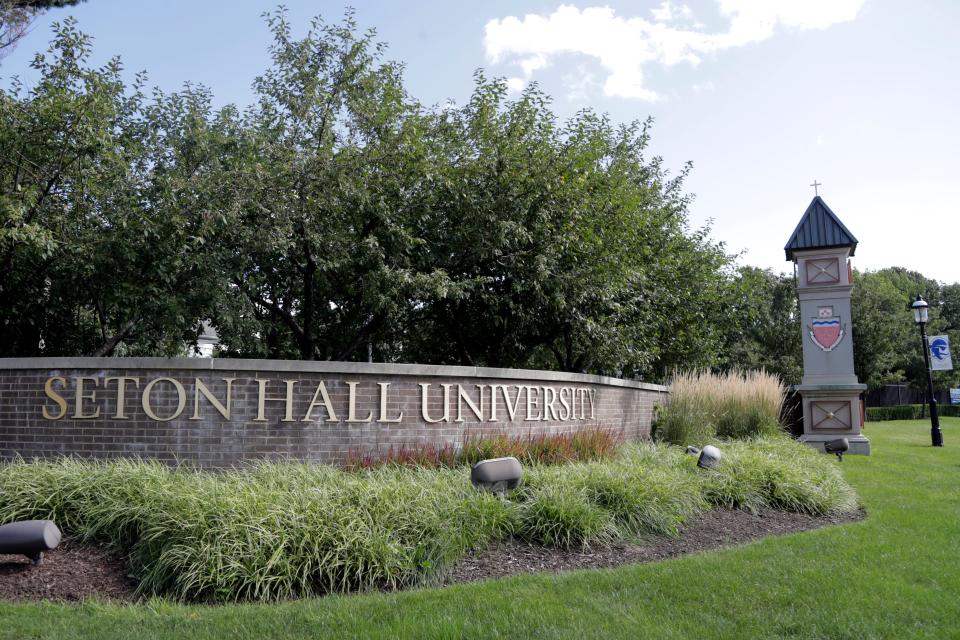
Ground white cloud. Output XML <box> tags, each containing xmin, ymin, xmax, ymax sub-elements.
<box><xmin>692</xmin><ymin>80</ymin><xmax>716</xmax><ymax>92</ymax></box>
<box><xmin>484</xmin><ymin>1</ymin><xmax>864</xmax><ymax>100</ymax></box>
<box><xmin>505</xmin><ymin>77</ymin><xmax>526</xmax><ymax>94</ymax></box>
<box><xmin>651</xmin><ymin>1</ymin><xmax>699</xmax><ymax>26</ymax></box>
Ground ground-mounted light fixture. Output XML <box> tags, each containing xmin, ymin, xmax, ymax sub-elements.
<box><xmin>824</xmin><ymin>437</ymin><xmax>849</xmax><ymax>462</ymax></box>
<box><xmin>911</xmin><ymin>295</ymin><xmax>944</xmax><ymax>447</ymax></box>
<box><xmin>470</xmin><ymin>457</ymin><xmax>523</xmax><ymax>497</ymax></box>
<box><xmin>0</xmin><ymin>520</ymin><xmax>61</xmax><ymax>565</ymax></box>
<box><xmin>685</xmin><ymin>445</ymin><xmax>722</xmax><ymax>469</ymax></box>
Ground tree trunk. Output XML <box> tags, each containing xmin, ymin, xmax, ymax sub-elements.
<box><xmin>89</xmin><ymin>319</ymin><xmax>136</xmax><ymax>357</ymax></box>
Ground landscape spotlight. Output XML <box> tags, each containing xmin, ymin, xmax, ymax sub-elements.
<box><xmin>823</xmin><ymin>437</ymin><xmax>849</xmax><ymax>462</ymax></box>
<box><xmin>471</xmin><ymin>457</ymin><xmax>523</xmax><ymax>496</ymax></box>
<box><xmin>0</xmin><ymin>520</ymin><xmax>61</xmax><ymax>565</ymax></box>
<box><xmin>911</xmin><ymin>295</ymin><xmax>944</xmax><ymax>447</ymax></box>
<box><xmin>697</xmin><ymin>445</ymin><xmax>722</xmax><ymax>470</ymax></box>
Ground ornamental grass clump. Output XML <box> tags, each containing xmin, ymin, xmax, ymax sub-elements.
<box><xmin>656</xmin><ymin>369</ymin><xmax>786</xmax><ymax>446</ymax></box>
<box><xmin>514</xmin><ymin>483</ymin><xmax>618</xmax><ymax>548</ymax></box>
<box><xmin>0</xmin><ymin>459</ymin><xmax>515</xmax><ymax>602</ymax></box>
<box><xmin>699</xmin><ymin>436</ymin><xmax>860</xmax><ymax>515</ymax></box>
<box><xmin>517</xmin><ymin>443</ymin><xmax>705</xmax><ymax>546</ymax></box>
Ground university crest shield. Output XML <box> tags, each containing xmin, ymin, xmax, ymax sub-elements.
<box><xmin>809</xmin><ymin>310</ymin><xmax>845</xmax><ymax>352</ymax></box>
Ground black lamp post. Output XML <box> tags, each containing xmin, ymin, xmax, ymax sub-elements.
<box><xmin>911</xmin><ymin>295</ymin><xmax>944</xmax><ymax>447</ymax></box>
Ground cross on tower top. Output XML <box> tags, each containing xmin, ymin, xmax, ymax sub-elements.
<box><xmin>810</xmin><ymin>180</ymin><xmax>822</xmax><ymax>196</ymax></box>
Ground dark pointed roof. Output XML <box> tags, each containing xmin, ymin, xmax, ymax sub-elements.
<box><xmin>784</xmin><ymin>196</ymin><xmax>858</xmax><ymax>261</ymax></box>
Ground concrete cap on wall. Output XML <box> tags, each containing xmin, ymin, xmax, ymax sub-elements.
<box><xmin>0</xmin><ymin>357</ymin><xmax>668</xmax><ymax>392</ymax></box>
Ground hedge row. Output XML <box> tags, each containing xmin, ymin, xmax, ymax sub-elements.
<box><xmin>866</xmin><ymin>404</ymin><xmax>960</xmax><ymax>422</ymax></box>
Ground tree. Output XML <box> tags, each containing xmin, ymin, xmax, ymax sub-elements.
<box><xmin>205</xmin><ymin>9</ymin><xmax>450</xmax><ymax>361</ymax></box>
<box><xmin>0</xmin><ymin>19</ymin><xmax>221</xmax><ymax>356</ymax></box>
<box><xmin>399</xmin><ymin>76</ymin><xmax>733</xmax><ymax>376</ymax></box>
<box><xmin>850</xmin><ymin>269</ymin><xmax>916</xmax><ymax>388</ymax></box>
<box><xmin>722</xmin><ymin>267</ymin><xmax>802</xmax><ymax>385</ymax></box>
<box><xmin>0</xmin><ymin>12</ymin><xmax>745</xmax><ymax>378</ymax></box>
<box><xmin>0</xmin><ymin>0</ymin><xmax>83</xmax><ymax>62</ymax></box>
<box><xmin>848</xmin><ymin>268</ymin><xmax>960</xmax><ymax>393</ymax></box>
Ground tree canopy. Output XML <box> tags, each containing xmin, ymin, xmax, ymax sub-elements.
<box><xmin>0</xmin><ymin>0</ymin><xmax>84</xmax><ymax>61</ymax></box>
<box><xmin>0</xmin><ymin>13</ymin><xmax>735</xmax><ymax>380</ymax></box>
<box><xmin>1</xmin><ymin>11</ymin><xmax>957</xmax><ymax>391</ymax></box>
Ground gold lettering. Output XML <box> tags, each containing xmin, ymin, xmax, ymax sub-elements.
<box><xmin>42</xmin><ymin>376</ymin><xmax>68</xmax><ymax>420</ymax></box>
<box><xmin>542</xmin><ymin>386</ymin><xmax>559</xmax><ymax>421</ymax></box>
<box><xmin>72</xmin><ymin>376</ymin><xmax>101</xmax><ymax>419</ymax></box>
<box><xmin>255</xmin><ymin>379</ymin><xmax>297</xmax><ymax>422</ymax></box>
<box><xmin>558</xmin><ymin>387</ymin><xmax>571</xmax><ymax>420</ymax></box>
<box><xmin>141</xmin><ymin>377</ymin><xmax>186</xmax><ymax>422</ymax></box>
<box><xmin>488</xmin><ymin>384</ymin><xmax>500</xmax><ymax>421</ymax></box>
<box><xmin>420</xmin><ymin>383</ymin><xmax>451</xmax><ymax>423</ymax></box>
<box><xmin>346</xmin><ymin>381</ymin><xmax>372</xmax><ymax>422</ymax></box>
<box><xmin>500</xmin><ymin>385</ymin><xmax>523</xmax><ymax>422</ymax></box>
<box><xmin>456</xmin><ymin>384</ymin><xmax>486</xmax><ymax>422</ymax></box>
<box><xmin>105</xmin><ymin>376</ymin><xmax>139</xmax><ymax>419</ymax></box>
<box><xmin>302</xmin><ymin>381</ymin><xmax>338</xmax><ymax>422</ymax></box>
<box><xmin>378</xmin><ymin>382</ymin><xmax>403</xmax><ymax>423</ymax></box>
<box><xmin>191</xmin><ymin>378</ymin><xmax>234</xmax><ymax>420</ymax></box>
<box><xmin>524</xmin><ymin>386</ymin><xmax>541</xmax><ymax>421</ymax></box>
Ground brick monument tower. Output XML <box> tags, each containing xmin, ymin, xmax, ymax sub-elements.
<box><xmin>785</xmin><ymin>194</ymin><xmax>870</xmax><ymax>455</ymax></box>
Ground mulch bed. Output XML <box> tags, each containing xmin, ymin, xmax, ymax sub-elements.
<box><xmin>0</xmin><ymin>542</ymin><xmax>137</xmax><ymax>603</ymax></box>
<box><xmin>444</xmin><ymin>508</ymin><xmax>865</xmax><ymax>585</ymax></box>
<box><xmin>0</xmin><ymin>508</ymin><xmax>864</xmax><ymax>603</ymax></box>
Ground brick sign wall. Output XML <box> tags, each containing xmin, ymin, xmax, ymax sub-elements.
<box><xmin>0</xmin><ymin>358</ymin><xmax>668</xmax><ymax>468</ymax></box>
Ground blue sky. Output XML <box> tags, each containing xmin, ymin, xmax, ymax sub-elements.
<box><xmin>3</xmin><ymin>1</ymin><xmax>957</xmax><ymax>283</ymax></box>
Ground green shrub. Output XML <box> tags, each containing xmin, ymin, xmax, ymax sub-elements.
<box><xmin>866</xmin><ymin>404</ymin><xmax>960</xmax><ymax>422</ymax></box>
<box><xmin>655</xmin><ymin>369</ymin><xmax>786</xmax><ymax>445</ymax></box>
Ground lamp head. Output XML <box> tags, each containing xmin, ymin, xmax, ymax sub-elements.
<box><xmin>470</xmin><ymin>457</ymin><xmax>523</xmax><ymax>496</ymax></box>
<box><xmin>823</xmin><ymin>437</ymin><xmax>849</xmax><ymax>461</ymax></box>
<box><xmin>697</xmin><ymin>445</ymin><xmax>722</xmax><ymax>470</ymax></box>
<box><xmin>912</xmin><ymin>295</ymin><xmax>929</xmax><ymax>324</ymax></box>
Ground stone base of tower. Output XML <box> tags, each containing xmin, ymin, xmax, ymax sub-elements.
<box><xmin>795</xmin><ymin>383</ymin><xmax>870</xmax><ymax>456</ymax></box>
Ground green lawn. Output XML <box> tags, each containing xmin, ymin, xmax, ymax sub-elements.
<box><xmin>2</xmin><ymin>418</ymin><xmax>958</xmax><ymax>640</ymax></box>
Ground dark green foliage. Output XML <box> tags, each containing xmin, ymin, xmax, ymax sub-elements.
<box><xmin>724</xmin><ymin>265</ymin><xmax>959</xmax><ymax>396</ymax></box>
<box><xmin>722</xmin><ymin>267</ymin><xmax>803</xmax><ymax>385</ymax></box>
<box><xmin>866</xmin><ymin>404</ymin><xmax>960</xmax><ymax>421</ymax></box>
<box><xmin>0</xmin><ymin>19</ymin><xmax>226</xmax><ymax>356</ymax></box>
<box><xmin>5</xmin><ymin>13</ymin><xmax>957</xmax><ymax>390</ymax></box>
<box><xmin>0</xmin><ymin>13</ymin><xmax>733</xmax><ymax>379</ymax></box>
<box><xmin>852</xmin><ymin>268</ymin><xmax>959</xmax><ymax>392</ymax></box>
